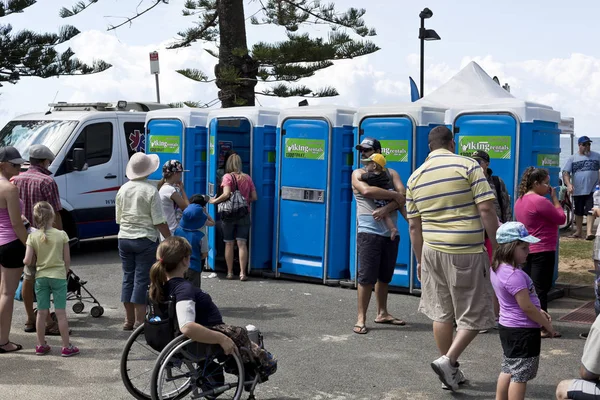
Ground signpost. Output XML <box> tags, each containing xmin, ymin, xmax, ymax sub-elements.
<box><xmin>149</xmin><ymin>51</ymin><xmax>160</xmax><ymax>103</ymax></box>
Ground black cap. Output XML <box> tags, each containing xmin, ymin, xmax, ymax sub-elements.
<box><xmin>471</xmin><ymin>150</ymin><xmax>490</xmax><ymax>163</ymax></box>
<box><xmin>0</xmin><ymin>146</ymin><xmax>27</xmax><ymax>164</ymax></box>
<box><xmin>355</xmin><ymin>137</ymin><xmax>382</xmax><ymax>151</ymax></box>
<box><xmin>190</xmin><ymin>194</ymin><xmax>210</xmax><ymax>207</ymax></box>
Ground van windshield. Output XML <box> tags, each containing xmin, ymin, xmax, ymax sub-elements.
<box><xmin>0</xmin><ymin>120</ymin><xmax>78</xmax><ymax>161</ymax></box>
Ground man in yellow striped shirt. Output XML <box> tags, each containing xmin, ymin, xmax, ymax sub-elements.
<box><xmin>406</xmin><ymin>126</ymin><xmax>499</xmax><ymax>391</ymax></box>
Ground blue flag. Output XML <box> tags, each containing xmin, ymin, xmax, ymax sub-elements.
<box><xmin>409</xmin><ymin>77</ymin><xmax>420</xmax><ymax>102</ymax></box>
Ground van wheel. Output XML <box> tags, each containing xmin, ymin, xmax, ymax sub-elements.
<box><xmin>60</xmin><ymin>211</ymin><xmax>77</xmax><ymax>239</ymax></box>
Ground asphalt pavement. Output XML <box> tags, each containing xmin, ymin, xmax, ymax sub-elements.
<box><xmin>0</xmin><ymin>238</ymin><xmax>594</xmax><ymax>399</ymax></box>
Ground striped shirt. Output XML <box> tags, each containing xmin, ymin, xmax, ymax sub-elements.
<box><xmin>406</xmin><ymin>149</ymin><xmax>495</xmax><ymax>254</ymax></box>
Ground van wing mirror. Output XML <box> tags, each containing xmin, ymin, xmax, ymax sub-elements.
<box><xmin>72</xmin><ymin>148</ymin><xmax>87</xmax><ymax>171</ymax></box>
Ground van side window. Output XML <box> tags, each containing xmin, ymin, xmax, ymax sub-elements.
<box><xmin>71</xmin><ymin>122</ymin><xmax>113</xmax><ymax>167</ymax></box>
<box><xmin>124</xmin><ymin>122</ymin><xmax>146</xmax><ymax>159</ymax></box>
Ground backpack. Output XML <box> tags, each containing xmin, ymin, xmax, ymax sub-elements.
<box><xmin>218</xmin><ymin>173</ymin><xmax>249</xmax><ymax>222</ymax></box>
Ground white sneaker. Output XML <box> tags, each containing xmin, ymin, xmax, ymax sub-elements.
<box><xmin>442</xmin><ymin>367</ymin><xmax>466</xmax><ymax>390</ymax></box>
<box><xmin>431</xmin><ymin>355</ymin><xmax>459</xmax><ymax>391</ymax></box>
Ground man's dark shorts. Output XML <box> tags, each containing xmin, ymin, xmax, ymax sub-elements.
<box><xmin>574</xmin><ymin>192</ymin><xmax>594</xmax><ymax>217</ymax></box>
<box><xmin>357</xmin><ymin>232</ymin><xmax>399</xmax><ymax>285</ymax></box>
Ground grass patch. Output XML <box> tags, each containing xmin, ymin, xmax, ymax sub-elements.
<box><xmin>559</xmin><ymin>238</ymin><xmax>593</xmax><ymax>260</ymax></box>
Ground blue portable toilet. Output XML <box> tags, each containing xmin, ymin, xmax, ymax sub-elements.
<box><xmin>205</xmin><ymin>107</ymin><xmax>280</xmax><ymax>275</ymax></box>
<box><xmin>439</xmin><ymin>62</ymin><xmax>562</xmax><ymax>283</ymax></box>
<box><xmin>273</xmin><ymin>106</ymin><xmax>356</xmax><ymax>284</ymax></box>
<box><xmin>344</xmin><ymin>103</ymin><xmax>446</xmax><ymax>293</ymax></box>
<box><xmin>433</xmin><ymin>62</ymin><xmax>563</xmax><ymax>208</ymax></box>
<box><xmin>145</xmin><ymin>108</ymin><xmax>210</xmax><ymax>194</ymax></box>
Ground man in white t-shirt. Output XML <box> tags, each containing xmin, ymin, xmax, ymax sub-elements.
<box><xmin>556</xmin><ymin>314</ymin><xmax>600</xmax><ymax>399</ymax></box>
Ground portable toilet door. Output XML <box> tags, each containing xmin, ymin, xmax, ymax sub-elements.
<box><xmin>146</xmin><ymin>116</ymin><xmax>185</xmax><ymax>181</ymax></box>
<box><xmin>453</xmin><ymin>112</ymin><xmax>519</xmax><ymax>205</ymax></box>
<box><xmin>273</xmin><ymin>106</ymin><xmax>356</xmax><ymax>284</ymax></box>
<box><xmin>205</xmin><ymin>107</ymin><xmax>279</xmax><ymax>275</ymax></box>
<box><xmin>349</xmin><ymin>113</ymin><xmax>418</xmax><ymax>292</ymax></box>
<box><xmin>145</xmin><ymin>108</ymin><xmax>210</xmax><ymax>193</ymax></box>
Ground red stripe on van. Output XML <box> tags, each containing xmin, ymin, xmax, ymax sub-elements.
<box><xmin>81</xmin><ymin>186</ymin><xmax>121</xmax><ymax>194</ymax></box>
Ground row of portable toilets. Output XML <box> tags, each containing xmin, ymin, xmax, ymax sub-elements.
<box><xmin>144</xmin><ymin>62</ymin><xmax>565</xmax><ymax>294</ymax></box>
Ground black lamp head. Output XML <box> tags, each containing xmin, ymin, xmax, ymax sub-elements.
<box><xmin>419</xmin><ymin>7</ymin><xmax>433</xmax><ymax>19</ymax></box>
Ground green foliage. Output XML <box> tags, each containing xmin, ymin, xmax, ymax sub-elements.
<box><xmin>65</xmin><ymin>0</ymin><xmax>380</xmax><ymax>104</ymax></box>
<box><xmin>0</xmin><ymin>0</ymin><xmax>37</xmax><ymax>17</ymax></box>
<box><xmin>0</xmin><ymin>2</ymin><xmax>111</xmax><ymax>87</ymax></box>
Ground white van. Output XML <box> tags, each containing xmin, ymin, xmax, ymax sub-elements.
<box><xmin>0</xmin><ymin>101</ymin><xmax>170</xmax><ymax>239</ymax></box>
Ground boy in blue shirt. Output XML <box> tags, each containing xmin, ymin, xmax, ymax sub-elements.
<box><xmin>174</xmin><ymin>195</ymin><xmax>214</xmax><ymax>288</ymax></box>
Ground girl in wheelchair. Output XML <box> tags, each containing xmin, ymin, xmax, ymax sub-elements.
<box><xmin>148</xmin><ymin>236</ymin><xmax>277</xmax><ymax>378</ymax></box>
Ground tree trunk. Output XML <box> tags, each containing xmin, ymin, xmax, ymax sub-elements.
<box><xmin>216</xmin><ymin>0</ymin><xmax>257</xmax><ymax>108</ymax></box>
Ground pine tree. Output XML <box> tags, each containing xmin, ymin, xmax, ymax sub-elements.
<box><xmin>0</xmin><ymin>0</ymin><xmax>110</xmax><ymax>88</ymax></box>
<box><xmin>62</xmin><ymin>0</ymin><xmax>379</xmax><ymax>108</ymax></box>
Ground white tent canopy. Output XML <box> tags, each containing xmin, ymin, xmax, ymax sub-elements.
<box><xmin>417</xmin><ymin>61</ymin><xmax>561</xmax><ymax>124</ymax></box>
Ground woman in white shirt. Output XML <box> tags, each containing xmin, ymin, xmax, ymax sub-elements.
<box><xmin>116</xmin><ymin>153</ymin><xmax>171</xmax><ymax>330</ymax></box>
<box><xmin>157</xmin><ymin>160</ymin><xmax>190</xmax><ymax>235</ymax></box>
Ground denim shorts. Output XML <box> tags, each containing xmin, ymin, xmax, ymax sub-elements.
<box><xmin>35</xmin><ymin>277</ymin><xmax>67</xmax><ymax>310</ymax></box>
<box><xmin>119</xmin><ymin>238</ymin><xmax>159</xmax><ymax>305</ymax></box>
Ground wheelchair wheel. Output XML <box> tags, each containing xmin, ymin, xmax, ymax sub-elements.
<box><xmin>120</xmin><ymin>324</ymin><xmax>166</xmax><ymax>400</ymax></box>
<box><xmin>150</xmin><ymin>336</ymin><xmax>245</xmax><ymax>400</ymax></box>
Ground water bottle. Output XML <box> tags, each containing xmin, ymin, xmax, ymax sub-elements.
<box><xmin>149</xmin><ymin>316</ymin><xmax>161</xmax><ymax>323</ymax></box>
<box><xmin>246</xmin><ymin>324</ymin><xmax>259</xmax><ymax>344</ymax></box>
<box><xmin>594</xmin><ymin>185</ymin><xmax>600</xmax><ymax>209</ymax></box>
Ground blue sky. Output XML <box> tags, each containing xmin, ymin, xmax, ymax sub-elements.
<box><xmin>1</xmin><ymin>0</ymin><xmax>599</xmax><ymax>142</ymax></box>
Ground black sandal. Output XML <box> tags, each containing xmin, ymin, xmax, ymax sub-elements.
<box><xmin>0</xmin><ymin>341</ymin><xmax>23</xmax><ymax>353</ymax></box>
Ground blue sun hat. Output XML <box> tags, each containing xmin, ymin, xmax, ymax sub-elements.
<box><xmin>496</xmin><ymin>222</ymin><xmax>540</xmax><ymax>244</ymax></box>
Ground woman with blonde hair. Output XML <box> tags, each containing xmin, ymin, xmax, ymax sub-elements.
<box><xmin>0</xmin><ymin>146</ymin><xmax>27</xmax><ymax>353</ymax></box>
<box><xmin>210</xmin><ymin>154</ymin><xmax>257</xmax><ymax>281</ymax></box>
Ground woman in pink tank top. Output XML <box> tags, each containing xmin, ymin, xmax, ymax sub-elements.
<box><xmin>210</xmin><ymin>154</ymin><xmax>258</xmax><ymax>281</ymax></box>
<box><xmin>0</xmin><ymin>146</ymin><xmax>28</xmax><ymax>353</ymax></box>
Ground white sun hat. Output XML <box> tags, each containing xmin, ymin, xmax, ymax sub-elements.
<box><xmin>126</xmin><ymin>152</ymin><xmax>160</xmax><ymax>180</ymax></box>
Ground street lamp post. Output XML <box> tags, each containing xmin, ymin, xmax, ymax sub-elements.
<box><xmin>419</xmin><ymin>8</ymin><xmax>441</xmax><ymax>98</ymax></box>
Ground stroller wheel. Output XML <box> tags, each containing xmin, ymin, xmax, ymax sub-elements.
<box><xmin>90</xmin><ymin>306</ymin><xmax>104</xmax><ymax>318</ymax></box>
<box><xmin>72</xmin><ymin>302</ymin><xmax>85</xmax><ymax>314</ymax></box>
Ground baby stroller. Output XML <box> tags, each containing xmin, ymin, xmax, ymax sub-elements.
<box><xmin>67</xmin><ymin>269</ymin><xmax>104</xmax><ymax>317</ymax></box>
<box><xmin>120</xmin><ymin>296</ymin><xmax>276</xmax><ymax>400</ymax></box>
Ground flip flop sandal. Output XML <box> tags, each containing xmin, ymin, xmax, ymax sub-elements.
<box><xmin>0</xmin><ymin>342</ymin><xmax>23</xmax><ymax>354</ymax></box>
<box><xmin>24</xmin><ymin>322</ymin><xmax>36</xmax><ymax>333</ymax></box>
<box><xmin>587</xmin><ymin>235</ymin><xmax>596</xmax><ymax>241</ymax></box>
<box><xmin>226</xmin><ymin>274</ymin><xmax>234</xmax><ymax>280</ymax></box>
<box><xmin>374</xmin><ymin>317</ymin><xmax>406</xmax><ymax>326</ymax></box>
<box><xmin>240</xmin><ymin>276</ymin><xmax>248</xmax><ymax>281</ymax></box>
<box><xmin>353</xmin><ymin>325</ymin><xmax>368</xmax><ymax>334</ymax></box>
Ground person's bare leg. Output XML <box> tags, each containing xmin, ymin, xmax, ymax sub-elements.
<box><xmin>433</xmin><ymin>321</ymin><xmax>454</xmax><ymax>356</ymax></box>
<box><xmin>54</xmin><ymin>309</ymin><xmax>70</xmax><ymax>348</ymax></box>
<box><xmin>508</xmin><ymin>381</ymin><xmax>527</xmax><ymax>400</ymax></box>
<box><xmin>22</xmin><ymin>278</ymin><xmax>36</xmax><ymax>325</ymax></box>
<box><xmin>134</xmin><ymin>304</ymin><xmax>145</xmax><ymax>326</ymax></box>
<box><xmin>36</xmin><ymin>309</ymin><xmax>48</xmax><ymax>346</ymax></box>
<box><xmin>373</xmin><ymin>281</ymin><xmax>404</xmax><ymax>323</ymax></box>
<box><xmin>588</xmin><ymin>213</ymin><xmax>596</xmax><ymax>237</ymax></box>
<box><xmin>123</xmin><ymin>302</ymin><xmax>135</xmax><ymax>326</ymax></box>
<box><xmin>0</xmin><ymin>266</ymin><xmax>23</xmax><ymax>348</ymax></box>
<box><xmin>225</xmin><ymin>242</ymin><xmax>235</xmax><ymax>276</ymax></box>
<box><xmin>555</xmin><ymin>380</ymin><xmax>573</xmax><ymax>400</ymax></box>
<box><xmin>574</xmin><ymin>215</ymin><xmax>583</xmax><ymax>237</ymax></box>
<box><xmin>237</xmin><ymin>240</ymin><xmax>248</xmax><ymax>278</ymax></box>
<box><xmin>446</xmin><ymin>329</ymin><xmax>480</xmax><ymax>365</ymax></box>
<box><xmin>355</xmin><ymin>283</ymin><xmax>373</xmax><ymax>331</ymax></box>
<box><xmin>383</xmin><ymin>215</ymin><xmax>398</xmax><ymax>241</ymax></box>
<box><xmin>496</xmin><ymin>372</ymin><xmax>511</xmax><ymax>400</ymax></box>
